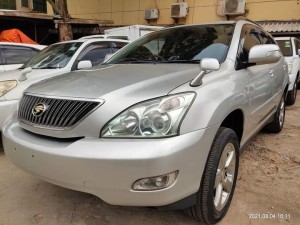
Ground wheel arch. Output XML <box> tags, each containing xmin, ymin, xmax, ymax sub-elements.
<box><xmin>219</xmin><ymin>109</ymin><xmax>244</xmax><ymax>144</ymax></box>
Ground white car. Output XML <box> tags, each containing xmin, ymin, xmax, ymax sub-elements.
<box><xmin>79</xmin><ymin>34</ymin><xmax>129</xmax><ymax>40</ymax></box>
<box><xmin>0</xmin><ymin>38</ymin><xmax>129</xmax><ymax>129</ymax></box>
<box><xmin>275</xmin><ymin>37</ymin><xmax>300</xmax><ymax>105</ymax></box>
<box><xmin>0</xmin><ymin>42</ymin><xmax>46</xmax><ymax>72</ymax></box>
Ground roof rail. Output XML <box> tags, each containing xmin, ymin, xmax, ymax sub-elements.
<box><xmin>234</xmin><ymin>16</ymin><xmax>262</xmax><ymax>28</ymax></box>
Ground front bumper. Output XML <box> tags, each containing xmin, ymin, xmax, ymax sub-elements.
<box><xmin>3</xmin><ymin>116</ymin><xmax>218</xmax><ymax>207</ymax></box>
<box><xmin>0</xmin><ymin>100</ymin><xmax>18</xmax><ymax>130</ymax></box>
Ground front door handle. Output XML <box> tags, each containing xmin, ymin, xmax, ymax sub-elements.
<box><xmin>270</xmin><ymin>70</ymin><xmax>274</xmax><ymax>77</ymax></box>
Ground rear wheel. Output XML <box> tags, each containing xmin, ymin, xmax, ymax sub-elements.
<box><xmin>286</xmin><ymin>81</ymin><xmax>297</xmax><ymax>105</ymax></box>
<box><xmin>184</xmin><ymin>128</ymin><xmax>239</xmax><ymax>224</ymax></box>
<box><xmin>264</xmin><ymin>95</ymin><xmax>285</xmax><ymax>133</ymax></box>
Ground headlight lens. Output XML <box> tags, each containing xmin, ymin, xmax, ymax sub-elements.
<box><xmin>101</xmin><ymin>92</ymin><xmax>195</xmax><ymax>138</ymax></box>
<box><xmin>288</xmin><ymin>63</ymin><xmax>293</xmax><ymax>74</ymax></box>
<box><xmin>0</xmin><ymin>80</ymin><xmax>17</xmax><ymax>97</ymax></box>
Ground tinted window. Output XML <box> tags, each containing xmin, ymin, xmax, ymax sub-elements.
<box><xmin>236</xmin><ymin>25</ymin><xmax>261</xmax><ymax>69</ymax></box>
<box><xmin>76</xmin><ymin>42</ymin><xmax>128</xmax><ymax>67</ymax></box>
<box><xmin>2</xmin><ymin>46</ymin><xmax>38</xmax><ymax>65</ymax></box>
<box><xmin>107</xmin><ymin>24</ymin><xmax>234</xmax><ymax>64</ymax></box>
<box><xmin>276</xmin><ymin>40</ymin><xmax>293</xmax><ymax>56</ymax></box>
<box><xmin>111</xmin><ymin>42</ymin><xmax>128</xmax><ymax>52</ymax></box>
<box><xmin>81</xmin><ymin>47</ymin><xmax>111</xmax><ymax>65</ymax></box>
<box><xmin>259</xmin><ymin>30</ymin><xmax>276</xmax><ymax>44</ymax></box>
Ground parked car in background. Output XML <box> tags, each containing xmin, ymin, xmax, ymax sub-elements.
<box><xmin>275</xmin><ymin>37</ymin><xmax>300</xmax><ymax>105</ymax></box>
<box><xmin>0</xmin><ymin>38</ymin><xmax>129</xmax><ymax>129</ymax></box>
<box><xmin>79</xmin><ymin>34</ymin><xmax>130</xmax><ymax>40</ymax></box>
<box><xmin>3</xmin><ymin>20</ymin><xmax>288</xmax><ymax>224</ymax></box>
<box><xmin>104</xmin><ymin>25</ymin><xmax>163</xmax><ymax>41</ymax></box>
<box><xmin>80</xmin><ymin>25</ymin><xmax>163</xmax><ymax>41</ymax></box>
<box><xmin>0</xmin><ymin>42</ymin><xmax>46</xmax><ymax>72</ymax></box>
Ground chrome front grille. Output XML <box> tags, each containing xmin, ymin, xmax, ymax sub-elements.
<box><xmin>18</xmin><ymin>94</ymin><xmax>102</xmax><ymax>130</ymax></box>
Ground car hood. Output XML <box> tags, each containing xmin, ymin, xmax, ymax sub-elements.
<box><xmin>0</xmin><ymin>68</ymin><xmax>66</xmax><ymax>82</ymax></box>
<box><xmin>26</xmin><ymin>64</ymin><xmax>199</xmax><ymax>99</ymax></box>
<box><xmin>0</xmin><ymin>69</ymin><xmax>24</xmax><ymax>81</ymax></box>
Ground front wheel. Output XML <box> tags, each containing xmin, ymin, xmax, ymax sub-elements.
<box><xmin>184</xmin><ymin>128</ymin><xmax>239</xmax><ymax>224</ymax></box>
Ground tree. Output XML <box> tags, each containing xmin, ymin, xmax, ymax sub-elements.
<box><xmin>47</xmin><ymin>0</ymin><xmax>73</xmax><ymax>41</ymax></box>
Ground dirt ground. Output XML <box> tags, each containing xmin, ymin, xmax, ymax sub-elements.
<box><xmin>0</xmin><ymin>93</ymin><xmax>299</xmax><ymax>225</ymax></box>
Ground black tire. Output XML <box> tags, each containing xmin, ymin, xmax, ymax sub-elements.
<box><xmin>184</xmin><ymin>127</ymin><xmax>239</xmax><ymax>224</ymax></box>
<box><xmin>286</xmin><ymin>81</ymin><xmax>297</xmax><ymax>105</ymax></box>
<box><xmin>264</xmin><ymin>95</ymin><xmax>285</xmax><ymax>133</ymax></box>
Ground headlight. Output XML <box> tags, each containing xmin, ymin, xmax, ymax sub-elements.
<box><xmin>288</xmin><ymin>63</ymin><xmax>293</xmax><ymax>74</ymax></box>
<box><xmin>101</xmin><ymin>92</ymin><xmax>195</xmax><ymax>138</ymax></box>
<box><xmin>0</xmin><ymin>80</ymin><xmax>17</xmax><ymax>97</ymax></box>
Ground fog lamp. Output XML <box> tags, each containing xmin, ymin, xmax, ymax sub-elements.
<box><xmin>132</xmin><ymin>171</ymin><xmax>178</xmax><ymax>191</ymax></box>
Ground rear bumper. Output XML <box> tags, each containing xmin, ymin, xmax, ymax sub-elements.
<box><xmin>3</xmin><ymin>116</ymin><xmax>218</xmax><ymax>207</ymax></box>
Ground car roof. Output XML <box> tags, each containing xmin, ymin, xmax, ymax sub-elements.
<box><xmin>52</xmin><ymin>38</ymin><xmax>130</xmax><ymax>46</ymax></box>
<box><xmin>159</xmin><ymin>20</ymin><xmax>262</xmax><ymax>33</ymax></box>
<box><xmin>0</xmin><ymin>42</ymin><xmax>46</xmax><ymax>50</ymax></box>
<box><xmin>79</xmin><ymin>35</ymin><xmax>129</xmax><ymax>40</ymax></box>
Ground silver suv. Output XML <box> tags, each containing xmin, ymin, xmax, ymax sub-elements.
<box><xmin>3</xmin><ymin>20</ymin><xmax>289</xmax><ymax>224</ymax></box>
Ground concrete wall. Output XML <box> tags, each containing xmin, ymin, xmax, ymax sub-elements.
<box><xmin>46</xmin><ymin>0</ymin><xmax>300</xmax><ymax>25</ymax></box>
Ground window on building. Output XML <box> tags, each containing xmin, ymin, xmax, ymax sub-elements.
<box><xmin>21</xmin><ymin>0</ymin><xmax>29</xmax><ymax>7</ymax></box>
<box><xmin>33</xmin><ymin>0</ymin><xmax>47</xmax><ymax>13</ymax></box>
<box><xmin>0</xmin><ymin>0</ymin><xmax>16</xmax><ymax>10</ymax></box>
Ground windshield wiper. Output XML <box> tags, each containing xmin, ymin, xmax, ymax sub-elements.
<box><xmin>115</xmin><ymin>57</ymin><xmax>163</xmax><ymax>64</ymax></box>
<box><xmin>161</xmin><ymin>59</ymin><xmax>200</xmax><ymax>64</ymax></box>
<box><xmin>38</xmin><ymin>66</ymin><xmax>62</xmax><ymax>69</ymax></box>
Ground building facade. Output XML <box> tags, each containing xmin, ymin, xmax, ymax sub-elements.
<box><xmin>58</xmin><ymin>0</ymin><xmax>300</xmax><ymax>25</ymax></box>
<box><xmin>53</xmin><ymin>0</ymin><xmax>300</xmax><ymax>37</ymax></box>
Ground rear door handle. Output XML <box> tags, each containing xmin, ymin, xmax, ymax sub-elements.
<box><xmin>270</xmin><ymin>70</ymin><xmax>274</xmax><ymax>77</ymax></box>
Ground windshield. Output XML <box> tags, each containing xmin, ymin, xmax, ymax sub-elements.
<box><xmin>106</xmin><ymin>24</ymin><xmax>234</xmax><ymax>64</ymax></box>
<box><xmin>23</xmin><ymin>42</ymin><xmax>83</xmax><ymax>69</ymax></box>
<box><xmin>276</xmin><ymin>40</ymin><xmax>293</xmax><ymax>57</ymax></box>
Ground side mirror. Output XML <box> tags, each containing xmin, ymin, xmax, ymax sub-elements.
<box><xmin>77</xmin><ymin>60</ymin><xmax>92</xmax><ymax>70</ymax></box>
<box><xmin>190</xmin><ymin>58</ymin><xmax>220</xmax><ymax>87</ymax></box>
<box><xmin>18</xmin><ymin>67</ymin><xmax>32</xmax><ymax>81</ymax></box>
<box><xmin>200</xmin><ymin>58</ymin><xmax>220</xmax><ymax>71</ymax></box>
<box><xmin>248</xmin><ymin>44</ymin><xmax>282</xmax><ymax>65</ymax></box>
